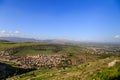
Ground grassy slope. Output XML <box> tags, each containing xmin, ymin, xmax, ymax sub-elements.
<box><xmin>0</xmin><ymin>42</ymin><xmax>89</xmax><ymax>56</ymax></box>
<box><xmin>1</xmin><ymin>42</ymin><xmax>120</xmax><ymax>80</ymax></box>
<box><xmin>0</xmin><ymin>42</ymin><xmax>46</xmax><ymax>50</ymax></box>
<box><xmin>7</xmin><ymin>57</ymin><xmax>120</xmax><ymax>80</ymax></box>
<box><xmin>13</xmin><ymin>49</ymin><xmax>54</xmax><ymax>56</ymax></box>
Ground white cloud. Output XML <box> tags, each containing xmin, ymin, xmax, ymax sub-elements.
<box><xmin>0</xmin><ymin>30</ymin><xmax>35</xmax><ymax>39</ymax></box>
<box><xmin>114</xmin><ymin>35</ymin><xmax>120</xmax><ymax>39</ymax></box>
<box><xmin>14</xmin><ymin>31</ymin><xmax>20</xmax><ymax>34</ymax></box>
<box><xmin>0</xmin><ymin>30</ymin><xmax>6</xmax><ymax>33</ymax></box>
<box><xmin>0</xmin><ymin>30</ymin><xmax>46</xmax><ymax>39</ymax></box>
<box><xmin>0</xmin><ymin>30</ymin><xmax>21</xmax><ymax>37</ymax></box>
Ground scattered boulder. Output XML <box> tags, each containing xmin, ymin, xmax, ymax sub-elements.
<box><xmin>10</xmin><ymin>54</ymin><xmax>71</xmax><ymax>69</ymax></box>
<box><xmin>108</xmin><ymin>60</ymin><xmax>120</xmax><ymax>67</ymax></box>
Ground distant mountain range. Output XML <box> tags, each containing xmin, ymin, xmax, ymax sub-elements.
<box><xmin>0</xmin><ymin>37</ymin><xmax>78</xmax><ymax>44</ymax></box>
<box><xmin>0</xmin><ymin>37</ymin><xmax>120</xmax><ymax>46</ymax></box>
<box><xmin>0</xmin><ymin>37</ymin><xmax>41</xmax><ymax>42</ymax></box>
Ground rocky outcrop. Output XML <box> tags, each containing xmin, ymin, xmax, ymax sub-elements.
<box><xmin>0</xmin><ymin>48</ymin><xmax>18</xmax><ymax>56</ymax></box>
<box><xmin>108</xmin><ymin>60</ymin><xmax>120</xmax><ymax>67</ymax></box>
<box><xmin>9</xmin><ymin>54</ymin><xmax>71</xmax><ymax>69</ymax></box>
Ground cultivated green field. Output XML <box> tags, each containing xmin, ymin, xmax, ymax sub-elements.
<box><xmin>0</xmin><ymin>42</ymin><xmax>46</xmax><ymax>50</ymax></box>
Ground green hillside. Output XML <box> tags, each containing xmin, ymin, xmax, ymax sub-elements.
<box><xmin>0</xmin><ymin>42</ymin><xmax>120</xmax><ymax>80</ymax></box>
<box><xmin>7</xmin><ymin>57</ymin><xmax>120</xmax><ymax>80</ymax></box>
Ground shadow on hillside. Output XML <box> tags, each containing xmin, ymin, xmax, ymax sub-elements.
<box><xmin>111</xmin><ymin>76</ymin><xmax>120</xmax><ymax>80</ymax></box>
<box><xmin>0</xmin><ymin>62</ymin><xmax>35</xmax><ymax>80</ymax></box>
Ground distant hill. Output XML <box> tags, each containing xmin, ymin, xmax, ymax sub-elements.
<box><xmin>0</xmin><ymin>37</ymin><xmax>79</xmax><ymax>44</ymax></box>
<box><xmin>0</xmin><ymin>40</ymin><xmax>10</xmax><ymax>42</ymax></box>
<box><xmin>0</xmin><ymin>37</ymin><xmax>119</xmax><ymax>46</ymax></box>
<box><xmin>0</xmin><ymin>37</ymin><xmax>40</xmax><ymax>42</ymax></box>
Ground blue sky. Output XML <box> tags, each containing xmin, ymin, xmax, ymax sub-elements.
<box><xmin>0</xmin><ymin>0</ymin><xmax>120</xmax><ymax>42</ymax></box>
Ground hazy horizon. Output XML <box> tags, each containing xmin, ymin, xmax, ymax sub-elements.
<box><xmin>0</xmin><ymin>0</ymin><xmax>120</xmax><ymax>43</ymax></box>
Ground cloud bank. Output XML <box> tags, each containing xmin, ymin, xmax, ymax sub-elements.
<box><xmin>0</xmin><ymin>30</ymin><xmax>55</xmax><ymax>40</ymax></box>
<box><xmin>0</xmin><ymin>30</ymin><xmax>26</xmax><ymax>37</ymax></box>
<box><xmin>114</xmin><ymin>35</ymin><xmax>120</xmax><ymax>39</ymax></box>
